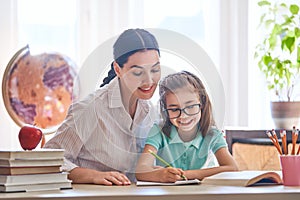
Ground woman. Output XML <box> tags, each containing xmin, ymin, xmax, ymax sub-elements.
<box><xmin>44</xmin><ymin>29</ymin><xmax>161</xmax><ymax>185</ymax></box>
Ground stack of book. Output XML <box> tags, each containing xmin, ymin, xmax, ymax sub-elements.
<box><xmin>0</xmin><ymin>149</ymin><xmax>72</xmax><ymax>192</ymax></box>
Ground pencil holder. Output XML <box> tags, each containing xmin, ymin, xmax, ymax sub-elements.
<box><xmin>280</xmin><ymin>155</ymin><xmax>300</xmax><ymax>186</ymax></box>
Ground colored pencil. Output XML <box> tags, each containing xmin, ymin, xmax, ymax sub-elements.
<box><xmin>266</xmin><ymin>131</ymin><xmax>282</xmax><ymax>155</ymax></box>
<box><xmin>294</xmin><ymin>129</ymin><xmax>300</xmax><ymax>155</ymax></box>
<box><xmin>280</xmin><ymin>130</ymin><xmax>288</xmax><ymax>155</ymax></box>
<box><xmin>291</xmin><ymin>126</ymin><xmax>297</xmax><ymax>155</ymax></box>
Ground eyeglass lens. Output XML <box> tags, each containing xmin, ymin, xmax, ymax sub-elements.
<box><xmin>166</xmin><ymin>104</ymin><xmax>201</xmax><ymax>119</ymax></box>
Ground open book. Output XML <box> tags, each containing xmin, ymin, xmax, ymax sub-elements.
<box><xmin>202</xmin><ymin>171</ymin><xmax>282</xmax><ymax>186</ymax></box>
<box><xmin>136</xmin><ymin>179</ymin><xmax>200</xmax><ymax>186</ymax></box>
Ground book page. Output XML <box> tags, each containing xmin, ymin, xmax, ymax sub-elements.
<box><xmin>202</xmin><ymin>171</ymin><xmax>282</xmax><ymax>186</ymax></box>
<box><xmin>136</xmin><ymin>179</ymin><xmax>200</xmax><ymax>186</ymax></box>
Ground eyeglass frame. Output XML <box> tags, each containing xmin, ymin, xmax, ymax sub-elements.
<box><xmin>164</xmin><ymin>103</ymin><xmax>202</xmax><ymax>119</ymax></box>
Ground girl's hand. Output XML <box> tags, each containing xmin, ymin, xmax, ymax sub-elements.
<box><xmin>158</xmin><ymin>167</ymin><xmax>185</xmax><ymax>183</ymax></box>
<box><xmin>92</xmin><ymin>171</ymin><xmax>131</xmax><ymax>186</ymax></box>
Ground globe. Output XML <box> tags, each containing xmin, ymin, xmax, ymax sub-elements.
<box><xmin>2</xmin><ymin>45</ymin><xmax>78</xmax><ymax>134</ymax></box>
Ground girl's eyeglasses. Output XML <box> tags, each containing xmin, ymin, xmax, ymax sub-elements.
<box><xmin>165</xmin><ymin>103</ymin><xmax>202</xmax><ymax>119</ymax></box>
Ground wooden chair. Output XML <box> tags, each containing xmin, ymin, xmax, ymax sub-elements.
<box><xmin>225</xmin><ymin>129</ymin><xmax>300</xmax><ymax>170</ymax></box>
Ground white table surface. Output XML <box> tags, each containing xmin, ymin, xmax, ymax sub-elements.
<box><xmin>0</xmin><ymin>183</ymin><xmax>300</xmax><ymax>200</ymax></box>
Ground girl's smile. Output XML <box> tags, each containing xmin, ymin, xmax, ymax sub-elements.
<box><xmin>177</xmin><ymin>118</ymin><xmax>194</xmax><ymax>126</ymax></box>
<box><xmin>166</xmin><ymin>88</ymin><xmax>201</xmax><ymax>141</ymax></box>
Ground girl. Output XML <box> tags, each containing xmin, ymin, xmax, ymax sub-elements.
<box><xmin>136</xmin><ymin>71</ymin><xmax>238</xmax><ymax>182</ymax></box>
<box><xmin>44</xmin><ymin>29</ymin><xmax>161</xmax><ymax>185</ymax></box>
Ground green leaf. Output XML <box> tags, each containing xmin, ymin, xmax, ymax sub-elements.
<box><xmin>297</xmin><ymin>45</ymin><xmax>300</xmax><ymax>62</ymax></box>
<box><xmin>259</xmin><ymin>13</ymin><xmax>267</xmax><ymax>26</ymax></box>
<box><xmin>295</xmin><ymin>27</ymin><xmax>300</xmax><ymax>37</ymax></box>
<box><xmin>282</xmin><ymin>37</ymin><xmax>295</xmax><ymax>53</ymax></box>
<box><xmin>258</xmin><ymin>1</ymin><xmax>270</xmax><ymax>6</ymax></box>
<box><xmin>282</xmin><ymin>15</ymin><xmax>292</xmax><ymax>26</ymax></box>
<box><xmin>265</xmin><ymin>19</ymin><xmax>274</xmax><ymax>28</ymax></box>
<box><xmin>263</xmin><ymin>55</ymin><xmax>273</xmax><ymax>67</ymax></box>
<box><xmin>280</xmin><ymin>3</ymin><xmax>287</xmax><ymax>8</ymax></box>
<box><xmin>286</xmin><ymin>29</ymin><xmax>295</xmax><ymax>37</ymax></box>
<box><xmin>268</xmin><ymin>85</ymin><xmax>274</xmax><ymax>90</ymax></box>
<box><xmin>269</xmin><ymin>24</ymin><xmax>281</xmax><ymax>49</ymax></box>
<box><xmin>290</xmin><ymin>4</ymin><xmax>299</xmax><ymax>14</ymax></box>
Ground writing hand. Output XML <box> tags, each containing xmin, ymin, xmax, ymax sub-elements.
<box><xmin>158</xmin><ymin>167</ymin><xmax>186</xmax><ymax>183</ymax></box>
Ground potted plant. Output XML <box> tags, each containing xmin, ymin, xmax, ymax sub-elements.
<box><xmin>254</xmin><ymin>0</ymin><xmax>300</xmax><ymax>129</ymax></box>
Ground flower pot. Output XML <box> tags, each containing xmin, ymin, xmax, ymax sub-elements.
<box><xmin>270</xmin><ymin>102</ymin><xmax>300</xmax><ymax>129</ymax></box>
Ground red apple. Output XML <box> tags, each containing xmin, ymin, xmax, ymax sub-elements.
<box><xmin>18</xmin><ymin>125</ymin><xmax>43</xmax><ymax>150</ymax></box>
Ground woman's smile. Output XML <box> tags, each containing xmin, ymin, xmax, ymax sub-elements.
<box><xmin>138</xmin><ymin>84</ymin><xmax>155</xmax><ymax>93</ymax></box>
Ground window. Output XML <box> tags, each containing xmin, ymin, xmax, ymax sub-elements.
<box><xmin>143</xmin><ymin>0</ymin><xmax>220</xmax><ymax>68</ymax></box>
<box><xmin>17</xmin><ymin>0</ymin><xmax>78</xmax><ymax>62</ymax></box>
<box><xmin>142</xmin><ymin>0</ymin><xmax>225</xmax><ymax>126</ymax></box>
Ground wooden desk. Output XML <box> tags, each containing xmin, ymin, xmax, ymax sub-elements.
<box><xmin>0</xmin><ymin>183</ymin><xmax>300</xmax><ymax>200</ymax></box>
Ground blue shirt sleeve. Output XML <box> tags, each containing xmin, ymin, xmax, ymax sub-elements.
<box><xmin>145</xmin><ymin>124</ymin><xmax>163</xmax><ymax>150</ymax></box>
<box><xmin>209</xmin><ymin>128</ymin><xmax>228</xmax><ymax>153</ymax></box>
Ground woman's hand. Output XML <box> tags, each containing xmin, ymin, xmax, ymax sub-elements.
<box><xmin>92</xmin><ymin>171</ymin><xmax>131</xmax><ymax>186</ymax></box>
<box><xmin>68</xmin><ymin>167</ymin><xmax>131</xmax><ymax>186</ymax></box>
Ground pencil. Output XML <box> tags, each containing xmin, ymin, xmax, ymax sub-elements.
<box><xmin>293</xmin><ymin>128</ymin><xmax>299</xmax><ymax>155</ymax></box>
<box><xmin>271</xmin><ymin>129</ymin><xmax>282</xmax><ymax>155</ymax></box>
<box><xmin>280</xmin><ymin>130</ymin><xmax>288</xmax><ymax>155</ymax></box>
<box><xmin>266</xmin><ymin>131</ymin><xmax>282</xmax><ymax>155</ymax></box>
<box><xmin>148</xmin><ymin>149</ymin><xmax>187</xmax><ymax>180</ymax></box>
<box><xmin>266</xmin><ymin>131</ymin><xmax>275</xmax><ymax>143</ymax></box>
<box><xmin>271</xmin><ymin>129</ymin><xmax>279</xmax><ymax>144</ymax></box>
<box><xmin>292</xmin><ymin>126</ymin><xmax>297</xmax><ymax>155</ymax></box>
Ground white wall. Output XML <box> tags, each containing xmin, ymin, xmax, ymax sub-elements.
<box><xmin>0</xmin><ymin>0</ymin><xmax>21</xmax><ymax>149</ymax></box>
<box><xmin>219</xmin><ymin>0</ymin><xmax>249</xmax><ymax>127</ymax></box>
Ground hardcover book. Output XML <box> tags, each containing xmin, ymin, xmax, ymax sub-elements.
<box><xmin>0</xmin><ymin>149</ymin><xmax>70</xmax><ymax>193</ymax></box>
<box><xmin>0</xmin><ymin>166</ymin><xmax>61</xmax><ymax>175</ymax></box>
<box><xmin>0</xmin><ymin>158</ymin><xmax>64</xmax><ymax>167</ymax></box>
<box><xmin>0</xmin><ymin>149</ymin><xmax>64</xmax><ymax>160</ymax></box>
<box><xmin>0</xmin><ymin>149</ymin><xmax>65</xmax><ymax>167</ymax></box>
<box><xmin>0</xmin><ymin>181</ymin><xmax>72</xmax><ymax>192</ymax></box>
<box><xmin>0</xmin><ymin>172</ymin><xmax>69</xmax><ymax>185</ymax></box>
